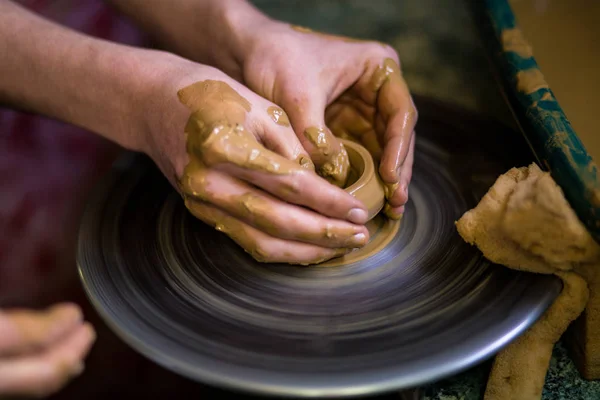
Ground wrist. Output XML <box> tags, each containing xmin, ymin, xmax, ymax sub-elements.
<box><xmin>215</xmin><ymin>0</ymin><xmax>275</xmax><ymax>77</ymax></box>
<box><xmin>137</xmin><ymin>54</ymin><xmax>228</xmax><ymax>177</ymax></box>
<box><xmin>109</xmin><ymin>0</ymin><xmax>274</xmax><ymax>81</ymax></box>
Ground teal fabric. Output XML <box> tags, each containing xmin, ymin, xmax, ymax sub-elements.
<box><xmin>482</xmin><ymin>0</ymin><xmax>600</xmax><ymax>242</ymax></box>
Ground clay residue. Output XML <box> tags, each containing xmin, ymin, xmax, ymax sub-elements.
<box><xmin>321</xmin><ymin>215</ymin><xmax>400</xmax><ymax>267</ymax></box>
<box><xmin>304</xmin><ymin>126</ymin><xmax>332</xmax><ymax>155</ymax></box>
<box><xmin>304</xmin><ymin>126</ymin><xmax>350</xmax><ymax>187</ymax></box>
<box><xmin>178</xmin><ymin>80</ymin><xmax>250</xmax><ymax>130</ymax></box>
<box><xmin>501</xmin><ymin>28</ymin><xmax>534</xmax><ymax>58</ymax></box>
<box><xmin>456</xmin><ymin>163</ymin><xmax>600</xmax><ymax>400</ymax></box>
<box><xmin>177</xmin><ymin>80</ymin><xmax>296</xmax><ymax>175</ymax></box>
<box><xmin>290</xmin><ymin>24</ymin><xmax>358</xmax><ymax>42</ymax></box>
<box><xmin>295</xmin><ymin>154</ymin><xmax>315</xmax><ymax>171</ymax></box>
<box><xmin>369</xmin><ymin>58</ymin><xmax>401</xmax><ymax>92</ymax></box>
<box><xmin>516</xmin><ymin>69</ymin><xmax>549</xmax><ymax>94</ymax></box>
<box><xmin>290</xmin><ymin>24</ymin><xmax>370</xmax><ymax>45</ymax></box>
<box><xmin>266</xmin><ymin>106</ymin><xmax>290</xmax><ymax>127</ymax></box>
<box><xmin>321</xmin><ymin>144</ymin><xmax>350</xmax><ymax>187</ymax></box>
<box><xmin>177</xmin><ymin>80</ymin><xmax>303</xmax><ymax>264</ymax></box>
<box><xmin>383</xmin><ymin>203</ymin><xmax>402</xmax><ymax>220</ymax></box>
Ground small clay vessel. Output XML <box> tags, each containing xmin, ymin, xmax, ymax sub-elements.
<box><xmin>340</xmin><ymin>139</ymin><xmax>385</xmax><ymax>221</ymax></box>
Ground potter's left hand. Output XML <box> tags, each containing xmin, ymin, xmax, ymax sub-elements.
<box><xmin>109</xmin><ymin>0</ymin><xmax>417</xmax><ymax>218</ymax></box>
<box><xmin>242</xmin><ymin>24</ymin><xmax>417</xmax><ymax>219</ymax></box>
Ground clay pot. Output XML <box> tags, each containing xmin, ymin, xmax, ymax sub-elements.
<box><xmin>341</xmin><ymin>139</ymin><xmax>385</xmax><ymax>221</ymax></box>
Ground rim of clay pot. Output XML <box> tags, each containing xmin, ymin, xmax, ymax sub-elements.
<box><xmin>341</xmin><ymin>139</ymin><xmax>385</xmax><ymax>221</ymax></box>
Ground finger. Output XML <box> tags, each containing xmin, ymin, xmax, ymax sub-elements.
<box><xmin>387</xmin><ymin>131</ymin><xmax>415</xmax><ymax>208</ymax></box>
<box><xmin>0</xmin><ymin>303</ymin><xmax>83</xmax><ymax>357</ymax></box>
<box><xmin>325</xmin><ymin>100</ymin><xmax>383</xmax><ymax>162</ymax></box>
<box><xmin>219</xmin><ymin>163</ymin><xmax>369</xmax><ymax>225</ymax></box>
<box><xmin>375</xmin><ymin>59</ymin><xmax>418</xmax><ymax>184</ymax></box>
<box><xmin>282</xmin><ymin>91</ymin><xmax>350</xmax><ymax>187</ymax></box>
<box><xmin>185</xmin><ymin>200</ymin><xmax>351</xmax><ymax>264</ymax></box>
<box><xmin>180</xmin><ymin>166</ymin><xmax>368</xmax><ymax>248</ymax></box>
<box><xmin>258</xmin><ymin>105</ymin><xmax>315</xmax><ymax>171</ymax></box>
<box><xmin>0</xmin><ymin>323</ymin><xmax>95</xmax><ymax>398</ymax></box>
<box><xmin>196</xmin><ymin>127</ymin><xmax>369</xmax><ymax>224</ymax></box>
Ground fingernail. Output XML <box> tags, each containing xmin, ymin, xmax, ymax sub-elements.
<box><xmin>348</xmin><ymin>233</ymin><xmax>367</xmax><ymax>247</ymax></box>
<box><xmin>346</xmin><ymin>208</ymin><xmax>368</xmax><ymax>224</ymax></box>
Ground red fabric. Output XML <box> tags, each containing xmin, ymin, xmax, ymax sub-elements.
<box><xmin>0</xmin><ymin>3</ymin><xmax>219</xmax><ymax>398</ymax></box>
<box><xmin>0</xmin><ymin>3</ymin><xmax>242</xmax><ymax>398</ymax></box>
<box><xmin>0</xmin><ymin>0</ymin><xmax>146</xmax><ymax>307</ymax></box>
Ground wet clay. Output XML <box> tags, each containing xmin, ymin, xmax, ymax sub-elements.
<box><xmin>369</xmin><ymin>58</ymin><xmax>401</xmax><ymax>92</ymax></box>
<box><xmin>266</xmin><ymin>106</ymin><xmax>290</xmax><ymax>127</ymax></box>
<box><xmin>290</xmin><ymin>24</ymin><xmax>380</xmax><ymax>46</ymax></box>
<box><xmin>509</xmin><ymin>0</ymin><xmax>600</xmax><ymax>163</ymax></box>
<box><xmin>321</xmin><ymin>214</ymin><xmax>399</xmax><ymax>267</ymax></box>
<box><xmin>295</xmin><ymin>154</ymin><xmax>315</xmax><ymax>171</ymax></box>
<box><xmin>177</xmin><ymin>80</ymin><xmax>303</xmax><ymax>263</ymax></box>
<box><xmin>456</xmin><ymin>163</ymin><xmax>600</xmax><ymax>400</ymax></box>
<box><xmin>304</xmin><ymin>126</ymin><xmax>350</xmax><ymax>187</ymax></box>
<box><xmin>321</xmin><ymin>139</ymin><xmax>399</xmax><ymax>266</ymax></box>
<box><xmin>342</xmin><ymin>139</ymin><xmax>385</xmax><ymax>220</ymax></box>
<box><xmin>177</xmin><ymin>81</ymin><xmax>298</xmax><ymax>175</ymax></box>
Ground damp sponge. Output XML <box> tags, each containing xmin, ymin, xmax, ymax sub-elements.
<box><xmin>456</xmin><ymin>163</ymin><xmax>600</xmax><ymax>400</ymax></box>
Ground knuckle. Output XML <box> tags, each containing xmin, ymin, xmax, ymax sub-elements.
<box><xmin>282</xmin><ymin>174</ymin><xmax>304</xmax><ymax>197</ymax></box>
<box><xmin>367</xmin><ymin>42</ymin><xmax>398</xmax><ymax>60</ymax></box>
<box><xmin>181</xmin><ymin>168</ymin><xmax>210</xmax><ymax>200</ymax></box>
<box><xmin>323</xmin><ymin>190</ymin><xmax>345</xmax><ymax>214</ymax></box>
<box><xmin>408</xmin><ymin>105</ymin><xmax>419</xmax><ymax>124</ymax></box>
<box><xmin>251</xmin><ymin>242</ymin><xmax>273</xmax><ymax>263</ymax></box>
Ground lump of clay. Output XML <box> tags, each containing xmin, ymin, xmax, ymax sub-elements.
<box><xmin>455</xmin><ymin>162</ymin><xmax>600</xmax><ymax>400</ymax></box>
<box><xmin>457</xmin><ymin>163</ymin><xmax>600</xmax><ymax>273</ymax></box>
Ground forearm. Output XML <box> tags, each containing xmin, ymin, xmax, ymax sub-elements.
<box><xmin>107</xmin><ymin>0</ymin><xmax>270</xmax><ymax>80</ymax></box>
<box><xmin>0</xmin><ymin>0</ymin><xmax>178</xmax><ymax>151</ymax></box>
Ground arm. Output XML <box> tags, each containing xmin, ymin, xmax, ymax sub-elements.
<box><xmin>0</xmin><ymin>0</ymin><xmax>179</xmax><ymax>151</ymax></box>
<box><xmin>107</xmin><ymin>0</ymin><xmax>417</xmax><ymax>215</ymax></box>
<box><xmin>106</xmin><ymin>0</ymin><xmax>267</xmax><ymax>81</ymax></box>
<box><xmin>0</xmin><ymin>0</ymin><xmax>369</xmax><ymax>264</ymax></box>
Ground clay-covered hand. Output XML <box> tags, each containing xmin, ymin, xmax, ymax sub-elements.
<box><xmin>143</xmin><ymin>62</ymin><xmax>370</xmax><ymax>264</ymax></box>
<box><xmin>242</xmin><ymin>24</ymin><xmax>417</xmax><ymax>219</ymax></box>
<box><xmin>0</xmin><ymin>303</ymin><xmax>95</xmax><ymax>397</ymax></box>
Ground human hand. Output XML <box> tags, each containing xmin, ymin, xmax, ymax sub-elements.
<box><xmin>142</xmin><ymin>59</ymin><xmax>370</xmax><ymax>264</ymax></box>
<box><xmin>241</xmin><ymin>23</ymin><xmax>418</xmax><ymax>219</ymax></box>
<box><xmin>106</xmin><ymin>1</ymin><xmax>415</xmax><ymax>218</ymax></box>
<box><xmin>0</xmin><ymin>303</ymin><xmax>95</xmax><ymax>398</ymax></box>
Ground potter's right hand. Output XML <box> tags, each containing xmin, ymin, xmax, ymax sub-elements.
<box><xmin>143</xmin><ymin>61</ymin><xmax>370</xmax><ymax>264</ymax></box>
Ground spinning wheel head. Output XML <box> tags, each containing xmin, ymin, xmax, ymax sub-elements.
<box><xmin>77</xmin><ymin>99</ymin><xmax>562</xmax><ymax>398</ymax></box>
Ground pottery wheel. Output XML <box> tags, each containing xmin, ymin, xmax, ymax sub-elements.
<box><xmin>77</xmin><ymin>98</ymin><xmax>562</xmax><ymax>398</ymax></box>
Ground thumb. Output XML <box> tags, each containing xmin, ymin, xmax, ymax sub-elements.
<box><xmin>284</xmin><ymin>94</ymin><xmax>350</xmax><ymax>187</ymax></box>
